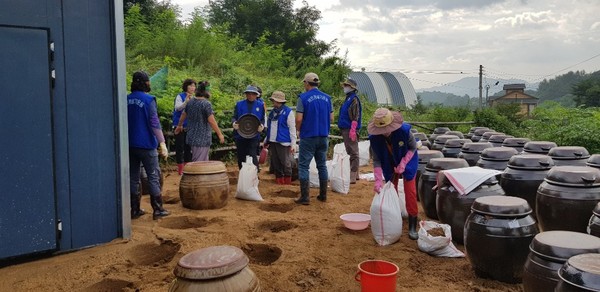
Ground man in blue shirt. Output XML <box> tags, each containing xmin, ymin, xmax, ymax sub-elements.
<box><xmin>295</xmin><ymin>72</ymin><xmax>333</xmax><ymax>205</ymax></box>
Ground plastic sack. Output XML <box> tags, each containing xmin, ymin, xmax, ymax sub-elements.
<box><xmin>330</xmin><ymin>152</ymin><xmax>350</xmax><ymax>194</ymax></box>
<box><xmin>396</xmin><ymin>178</ymin><xmax>408</xmax><ymax>219</ymax></box>
<box><xmin>417</xmin><ymin>220</ymin><xmax>465</xmax><ymax>258</ymax></box>
<box><xmin>235</xmin><ymin>156</ymin><xmax>263</xmax><ymax>201</ymax></box>
<box><xmin>370</xmin><ymin>181</ymin><xmax>403</xmax><ymax>246</ymax></box>
<box><xmin>358</xmin><ymin>141</ymin><xmax>370</xmax><ymax>166</ymax></box>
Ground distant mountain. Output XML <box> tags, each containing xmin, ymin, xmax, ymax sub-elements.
<box><xmin>417</xmin><ymin>77</ymin><xmax>539</xmax><ymax>98</ymax></box>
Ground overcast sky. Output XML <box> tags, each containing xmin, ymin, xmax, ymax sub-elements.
<box><xmin>170</xmin><ymin>0</ymin><xmax>600</xmax><ymax>90</ymax></box>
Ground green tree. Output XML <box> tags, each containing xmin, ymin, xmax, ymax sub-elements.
<box><xmin>572</xmin><ymin>73</ymin><xmax>600</xmax><ymax>107</ymax></box>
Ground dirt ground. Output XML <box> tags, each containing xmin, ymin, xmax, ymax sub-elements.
<box><xmin>0</xmin><ymin>163</ymin><xmax>523</xmax><ymax>292</ymax></box>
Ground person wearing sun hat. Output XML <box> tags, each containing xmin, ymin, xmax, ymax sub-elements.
<box><xmin>338</xmin><ymin>78</ymin><xmax>362</xmax><ymax>184</ymax></box>
<box><xmin>232</xmin><ymin>85</ymin><xmax>266</xmax><ymax>169</ymax></box>
<box><xmin>368</xmin><ymin>107</ymin><xmax>419</xmax><ymax>239</ymax></box>
<box><xmin>265</xmin><ymin>91</ymin><xmax>297</xmax><ymax>185</ymax></box>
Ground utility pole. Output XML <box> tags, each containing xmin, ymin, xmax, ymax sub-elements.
<box><xmin>479</xmin><ymin>65</ymin><xmax>483</xmax><ymax>109</ymax></box>
<box><xmin>485</xmin><ymin>84</ymin><xmax>490</xmax><ymax>107</ymax></box>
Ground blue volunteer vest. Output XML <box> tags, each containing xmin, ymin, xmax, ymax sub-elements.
<box><xmin>337</xmin><ymin>92</ymin><xmax>362</xmax><ymax>129</ymax></box>
<box><xmin>369</xmin><ymin>123</ymin><xmax>419</xmax><ymax>181</ymax></box>
<box><xmin>298</xmin><ymin>88</ymin><xmax>332</xmax><ymax>138</ymax></box>
<box><xmin>172</xmin><ymin>92</ymin><xmax>187</xmax><ymax>128</ymax></box>
<box><xmin>127</xmin><ymin>90</ymin><xmax>159</xmax><ymax>149</ymax></box>
<box><xmin>234</xmin><ymin>99</ymin><xmax>265</xmax><ymax>140</ymax></box>
<box><xmin>267</xmin><ymin>105</ymin><xmax>292</xmax><ymax>143</ymax></box>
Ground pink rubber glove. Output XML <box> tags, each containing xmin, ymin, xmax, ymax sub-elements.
<box><xmin>395</xmin><ymin>150</ymin><xmax>415</xmax><ymax>174</ymax></box>
<box><xmin>349</xmin><ymin>121</ymin><xmax>358</xmax><ymax>141</ymax></box>
<box><xmin>374</xmin><ymin>167</ymin><xmax>383</xmax><ymax>193</ymax></box>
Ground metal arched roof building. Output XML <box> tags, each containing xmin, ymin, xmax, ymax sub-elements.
<box><xmin>349</xmin><ymin>72</ymin><xmax>417</xmax><ymax>108</ymax></box>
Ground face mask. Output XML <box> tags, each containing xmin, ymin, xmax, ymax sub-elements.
<box><xmin>343</xmin><ymin>86</ymin><xmax>354</xmax><ymax>94</ymax></box>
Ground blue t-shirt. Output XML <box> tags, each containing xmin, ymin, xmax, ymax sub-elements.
<box><xmin>297</xmin><ymin>88</ymin><xmax>333</xmax><ymax>138</ymax></box>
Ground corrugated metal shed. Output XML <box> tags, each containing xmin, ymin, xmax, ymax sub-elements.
<box><xmin>348</xmin><ymin>71</ymin><xmax>417</xmax><ymax>108</ymax></box>
<box><xmin>365</xmin><ymin>72</ymin><xmax>393</xmax><ymax>105</ymax></box>
<box><xmin>349</xmin><ymin>72</ymin><xmax>378</xmax><ymax>103</ymax></box>
<box><xmin>390</xmin><ymin>72</ymin><xmax>417</xmax><ymax>107</ymax></box>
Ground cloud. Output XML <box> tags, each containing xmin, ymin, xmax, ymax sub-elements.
<box><xmin>335</xmin><ymin>0</ymin><xmax>508</xmax><ymax>10</ymax></box>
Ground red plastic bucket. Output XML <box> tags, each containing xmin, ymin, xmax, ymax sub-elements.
<box><xmin>354</xmin><ymin>260</ymin><xmax>399</xmax><ymax>292</ymax></box>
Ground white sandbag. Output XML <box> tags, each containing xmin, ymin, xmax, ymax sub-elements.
<box><xmin>358</xmin><ymin>140</ymin><xmax>370</xmax><ymax>166</ymax></box>
<box><xmin>309</xmin><ymin>158</ymin><xmax>320</xmax><ymax>188</ymax></box>
<box><xmin>330</xmin><ymin>153</ymin><xmax>350</xmax><ymax>194</ymax></box>
<box><xmin>359</xmin><ymin>173</ymin><xmax>375</xmax><ymax>181</ymax></box>
<box><xmin>333</xmin><ymin>142</ymin><xmax>346</xmax><ymax>155</ymax></box>
<box><xmin>396</xmin><ymin>178</ymin><xmax>408</xmax><ymax>219</ymax></box>
<box><xmin>417</xmin><ymin>220</ymin><xmax>465</xmax><ymax>258</ymax></box>
<box><xmin>370</xmin><ymin>181</ymin><xmax>403</xmax><ymax>246</ymax></box>
<box><xmin>235</xmin><ymin>156</ymin><xmax>263</xmax><ymax>201</ymax></box>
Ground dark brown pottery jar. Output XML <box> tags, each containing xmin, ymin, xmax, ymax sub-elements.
<box><xmin>556</xmin><ymin>253</ymin><xmax>600</xmax><ymax>291</ymax></box>
<box><xmin>180</xmin><ymin>161</ymin><xmax>230</xmax><ymax>210</ymax></box>
<box><xmin>488</xmin><ymin>134</ymin><xmax>514</xmax><ymax>147</ymax></box>
<box><xmin>437</xmin><ymin>175</ymin><xmax>505</xmax><ymax>244</ymax></box>
<box><xmin>522</xmin><ymin>231</ymin><xmax>600</xmax><ymax>292</ymax></box>
<box><xmin>589</xmin><ymin>203</ymin><xmax>600</xmax><ymax>237</ymax></box>
<box><xmin>413</xmin><ymin>132</ymin><xmax>428</xmax><ymax>145</ymax></box>
<box><xmin>479</xmin><ymin>131</ymin><xmax>504</xmax><ymax>143</ymax></box>
<box><xmin>502</xmin><ymin>137</ymin><xmax>531</xmax><ymax>153</ymax></box>
<box><xmin>465</xmin><ymin>196</ymin><xmax>538</xmax><ymax>283</ymax></box>
<box><xmin>588</xmin><ymin>154</ymin><xmax>600</xmax><ymax>169</ymax></box>
<box><xmin>432</xmin><ymin>134</ymin><xmax>460</xmax><ymax>151</ymax></box>
<box><xmin>523</xmin><ymin>141</ymin><xmax>557</xmax><ymax>155</ymax></box>
<box><xmin>476</xmin><ymin>147</ymin><xmax>519</xmax><ymax>172</ymax></box>
<box><xmin>537</xmin><ymin>166</ymin><xmax>600</xmax><ymax>233</ymax></box>
<box><xmin>471</xmin><ymin>128</ymin><xmax>494</xmax><ymax>142</ymax></box>
<box><xmin>458</xmin><ymin>142</ymin><xmax>494</xmax><ymax>166</ymax></box>
<box><xmin>416</xmin><ymin>150</ymin><xmax>444</xmax><ymax>189</ymax></box>
<box><xmin>548</xmin><ymin>146</ymin><xmax>591</xmax><ymax>167</ymax></box>
<box><xmin>442</xmin><ymin>139</ymin><xmax>471</xmax><ymax>158</ymax></box>
<box><xmin>500</xmin><ymin>154</ymin><xmax>554</xmax><ymax>218</ymax></box>
<box><xmin>418</xmin><ymin>158</ymin><xmax>469</xmax><ymax>220</ymax></box>
<box><xmin>429</xmin><ymin>127</ymin><xmax>451</xmax><ymax>143</ymax></box>
<box><xmin>444</xmin><ymin>130</ymin><xmax>464</xmax><ymax>139</ymax></box>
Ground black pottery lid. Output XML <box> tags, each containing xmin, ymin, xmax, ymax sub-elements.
<box><xmin>425</xmin><ymin>158</ymin><xmax>469</xmax><ymax>172</ymax></box>
<box><xmin>545</xmin><ymin>166</ymin><xmax>600</xmax><ymax>187</ymax></box>
<box><xmin>530</xmin><ymin>231</ymin><xmax>600</xmax><ymax>262</ymax></box>
<box><xmin>548</xmin><ymin>146</ymin><xmax>591</xmax><ymax>160</ymax></box>
<box><xmin>558</xmin><ymin>253</ymin><xmax>600</xmax><ymax>291</ymax></box>
<box><xmin>588</xmin><ymin>154</ymin><xmax>600</xmax><ymax>169</ymax></box>
<box><xmin>444</xmin><ymin>131</ymin><xmax>464</xmax><ymax>138</ymax></box>
<box><xmin>594</xmin><ymin>202</ymin><xmax>600</xmax><ymax>217</ymax></box>
<box><xmin>174</xmin><ymin>245</ymin><xmax>249</xmax><ymax>280</ymax></box>
<box><xmin>236</xmin><ymin>114</ymin><xmax>261</xmax><ymax>138</ymax></box>
<box><xmin>488</xmin><ymin>134</ymin><xmax>514</xmax><ymax>143</ymax></box>
<box><xmin>480</xmin><ymin>147</ymin><xmax>518</xmax><ymax>161</ymax></box>
<box><xmin>474</xmin><ymin>128</ymin><xmax>494</xmax><ymax>136</ymax></box>
<box><xmin>434</xmin><ymin>134</ymin><xmax>460</xmax><ymax>145</ymax></box>
<box><xmin>461</xmin><ymin>142</ymin><xmax>494</xmax><ymax>153</ymax></box>
<box><xmin>471</xmin><ymin>195</ymin><xmax>531</xmax><ymax>217</ymax></box>
<box><xmin>444</xmin><ymin>139</ymin><xmax>471</xmax><ymax>148</ymax></box>
<box><xmin>413</xmin><ymin>133</ymin><xmax>428</xmax><ymax>141</ymax></box>
<box><xmin>507</xmin><ymin>154</ymin><xmax>554</xmax><ymax>170</ymax></box>
<box><xmin>469</xmin><ymin>127</ymin><xmax>489</xmax><ymax>134</ymax></box>
<box><xmin>502</xmin><ymin>137</ymin><xmax>531</xmax><ymax>148</ymax></box>
<box><xmin>418</xmin><ymin>150</ymin><xmax>444</xmax><ymax>163</ymax></box>
<box><xmin>433</xmin><ymin>127</ymin><xmax>451</xmax><ymax>134</ymax></box>
<box><xmin>523</xmin><ymin>141</ymin><xmax>557</xmax><ymax>154</ymax></box>
<box><xmin>481</xmin><ymin>131</ymin><xmax>505</xmax><ymax>140</ymax></box>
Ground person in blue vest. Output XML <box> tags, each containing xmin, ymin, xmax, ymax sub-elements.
<box><xmin>368</xmin><ymin>108</ymin><xmax>419</xmax><ymax>239</ymax></box>
<box><xmin>295</xmin><ymin>72</ymin><xmax>333</xmax><ymax>205</ymax></box>
<box><xmin>338</xmin><ymin>78</ymin><xmax>362</xmax><ymax>184</ymax></box>
<box><xmin>172</xmin><ymin>79</ymin><xmax>195</xmax><ymax>175</ymax></box>
<box><xmin>265</xmin><ymin>91</ymin><xmax>297</xmax><ymax>185</ymax></box>
<box><xmin>127</xmin><ymin>71</ymin><xmax>170</xmax><ymax>220</ymax></box>
<box><xmin>232</xmin><ymin>85</ymin><xmax>266</xmax><ymax>169</ymax></box>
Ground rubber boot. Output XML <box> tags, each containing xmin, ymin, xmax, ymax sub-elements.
<box><xmin>317</xmin><ymin>180</ymin><xmax>327</xmax><ymax>202</ymax></box>
<box><xmin>150</xmin><ymin>195</ymin><xmax>170</xmax><ymax>220</ymax></box>
<box><xmin>350</xmin><ymin>172</ymin><xmax>358</xmax><ymax>184</ymax></box>
<box><xmin>177</xmin><ymin>163</ymin><xmax>184</xmax><ymax>175</ymax></box>
<box><xmin>408</xmin><ymin>216</ymin><xmax>419</xmax><ymax>240</ymax></box>
<box><xmin>130</xmin><ymin>192</ymin><xmax>145</xmax><ymax>219</ymax></box>
<box><xmin>276</xmin><ymin>177</ymin><xmax>284</xmax><ymax>185</ymax></box>
<box><xmin>295</xmin><ymin>180</ymin><xmax>310</xmax><ymax>205</ymax></box>
<box><xmin>283</xmin><ymin>176</ymin><xmax>292</xmax><ymax>185</ymax></box>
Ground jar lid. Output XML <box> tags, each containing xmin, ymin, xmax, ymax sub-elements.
<box><xmin>434</xmin><ymin>134</ymin><xmax>460</xmax><ymax>145</ymax></box>
<box><xmin>507</xmin><ymin>154</ymin><xmax>554</xmax><ymax>170</ymax></box>
<box><xmin>425</xmin><ymin>158</ymin><xmax>469</xmax><ymax>172</ymax></box>
<box><xmin>523</xmin><ymin>141</ymin><xmax>557</xmax><ymax>154</ymax></box>
<box><xmin>545</xmin><ymin>166</ymin><xmax>600</xmax><ymax>187</ymax></box>
<box><xmin>461</xmin><ymin>142</ymin><xmax>493</xmax><ymax>153</ymax></box>
<box><xmin>433</xmin><ymin>127</ymin><xmax>451</xmax><ymax>134</ymax></box>
<box><xmin>558</xmin><ymin>253</ymin><xmax>600</xmax><ymax>290</ymax></box>
<box><xmin>413</xmin><ymin>133</ymin><xmax>428</xmax><ymax>141</ymax></box>
<box><xmin>481</xmin><ymin>131</ymin><xmax>504</xmax><ymax>140</ymax></box>
<box><xmin>417</xmin><ymin>150</ymin><xmax>444</xmax><ymax>163</ymax></box>
<box><xmin>474</xmin><ymin>128</ymin><xmax>494</xmax><ymax>136</ymax></box>
<box><xmin>471</xmin><ymin>195</ymin><xmax>531</xmax><ymax>217</ymax></box>
<box><xmin>183</xmin><ymin>161</ymin><xmax>227</xmax><ymax>174</ymax></box>
<box><xmin>469</xmin><ymin>127</ymin><xmax>489</xmax><ymax>134</ymax></box>
<box><xmin>588</xmin><ymin>154</ymin><xmax>600</xmax><ymax>169</ymax></box>
<box><xmin>174</xmin><ymin>245</ymin><xmax>249</xmax><ymax>280</ymax></box>
<box><xmin>502</xmin><ymin>137</ymin><xmax>531</xmax><ymax>148</ymax></box>
<box><xmin>530</xmin><ymin>231</ymin><xmax>600</xmax><ymax>262</ymax></box>
<box><xmin>480</xmin><ymin>147</ymin><xmax>518</xmax><ymax>161</ymax></box>
<box><xmin>488</xmin><ymin>134</ymin><xmax>514</xmax><ymax>143</ymax></box>
<box><xmin>594</xmin><ymin>202</ymin><xmax>600</xmax><ymax>217</ymax></box>
<box><xmin>548</xmin><ymin>146</ymin><xmax>591</xmax><ymax>160</ymax></box>
<box><xmin>444</xmin><ymin>131</ymin><xmax>464</xmax><ymax>138</ymax></box>
<box><xmin>444</xmin><ymin>139</ymin><xmax>471</xmax><ymax>148</ymax></box>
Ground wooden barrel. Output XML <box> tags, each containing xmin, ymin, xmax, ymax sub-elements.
<box><xmin>179</xmin><ymin>161</ymin><xmax>229</xmax><ymax>210</ymax></box>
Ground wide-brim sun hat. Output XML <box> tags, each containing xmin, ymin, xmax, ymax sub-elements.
<box><xmin>243</xmin><ymin>85</ymin><xmax>260</xmax><ymax>95</ymax></box>
<box><xmin>367</xmin><ymin>108</ymin><xmax>404</xmax><ymax>135</ymax></box>
<box><xmin>340</xmin><ymin>78</ymin><xmax>357</xmax><ymax>89</ymax></box>
<box><xmin>269</xmin><ymin>91</ymin><xmax>286</xmax><ymax>103</ymax></box>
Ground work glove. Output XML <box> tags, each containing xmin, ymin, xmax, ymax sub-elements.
<box><xmin>258</xmin><ymin>124</ymin><xmax>265</xmax><ymax>132</ymax></box>
<box><xmin>394</xmin><ymin>150</ymin><xmax>415</xmax><ymax>175</ymax></box>
<box><xmin>349</xmin><ymin>121</ymin><xmax>358</xmax><ymax>142</ymax></box>
<box><xmin>159</xmin><ymin>142</ymin><xmax>169</xmax><ymax>159</ymax></box>
<box><xmin>374</xmin><ymin>167</ymin><xmax>384</xmax><ymax>193</ymax></box>
<box><xmin>232</xmin><ymin>122</ymin><xmax>239</xmax><ymax>130</ymax></box>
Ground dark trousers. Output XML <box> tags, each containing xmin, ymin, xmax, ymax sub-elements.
<box><xmin>270</xmin><ymin>143</ymin><xmax>292</xmax><ymax>177</ymax></box>
<box><xmin>129</xmin><ymin>148</ymin><xmax>163</xmax><ymax>212</ymax></box>
<box><xmin>341</xmin><ymin>128</ymin><xmax>359</xmax><ymax>173</ymax></box>
<box><xmin>235</xmin><ymin>138</ymin><xmax>259</xmax><ymax>169</ymax></box>
<box><xmin>174</xmin><ymin>129</ymin><xmax>192</xmax><ymax>164</ymax></box>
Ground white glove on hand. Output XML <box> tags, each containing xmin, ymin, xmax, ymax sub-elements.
<box><xmin>258</xmin><ymin>124</ymin><xmax>265</xmax><ymax>132</ymax></box>
<box><xmin>159</xmin><ymin>142</ymin><xmax>168</xmax><ymax>158</ymax></box>
<box><xmin>232</xmin><ymin>122</ymin><xmax>239</xmax><ymax>130</ymax></box>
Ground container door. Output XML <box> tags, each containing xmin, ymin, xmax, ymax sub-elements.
<box><xmin>0</xmin><ymin>25</ymin><xmax>57</xmax><ymax>258</ymax></box>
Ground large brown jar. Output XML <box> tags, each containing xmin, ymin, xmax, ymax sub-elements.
<box><xmin>442</xmin><ymin>138</ymin><xmax>471</xmax><ymax>158</ymax></box>
<box><xmin>466</xmin><ymin>127</ymin><xmax>489</xmax><ymax>140</ymax></box>
<box><xmin>458</xmin><ymin>142</ymin><xmax>494</xmax><ymax>166</ymax></box>
<box><xmin>416</xmin><ymin>150</ymin><xmax>444</xmax><ymax>188</ymax></box>
<box><xmin>437</xmin><ymin>174</ymin><xmax>505</xmax><ymax>244</ymax></box>
<box><xmin>471</xmin><ymin>128</ymin><xmax>494</xmax><ymax>142</ymax></box>
<box><xmin>465</xmin><ymin>196</ymin><xmax>538</xmax><ymax>283</ymax></box>
<box><xmin>502</xmin><ymin>137</ymin><xmax>531</xmax><ymax>153</ymax></box>
<box><xmin>523</xmin><ymin>231</ymin><xmax>600</xmax><ymax>292</ymax></box>
<box><xmin>523</xmin><ymin>141</ymin><xmax>557</xmax><ymax>155</ymax></box>
<box><xmin>548</xmin><ymin>146</ymin><xmax>590</xmax><ymax>166</ymax></box>
<box><xmin>476</xmin><ymin>147</ymin><xmax>518</xmax><ymax>172</ymax></box>
<box><xmin>479</xmin><ymin>131</ymin><xmax>504</xmax><ymax>143</ymax></box>
<box><xmin>418</xmin><ymin>158</ymin><xmax>469</xmax><ymax>220</ymax></box>
<box><xmin>180</xmin><ymin>161</ymin><xmax>230</xmax><ymax>210</ymax></box>
<box><xmin>589</xmin><ymin>203</ymin><xmax>600</xmax><ymax>237</ymax></box>
<box><xmin>429</xmin><ymin>127</ymin><xmax>451</xmax><ymax>143</ymax></box>
<box><xmin>537</xmin><ymin>166</ymin><xmax>600</xmax><ymax>233</ymax></box>
<box><xmin>556</xmin><ymin>253</ymin><xmax>600</xmax><ymax>291</ymax></box>
<box><xmin>432</xmin><ymin>134</ymin><xmax>460</xmax><ymax>151</ymax></box>
<box><xmin>588</xmin><ymin>154</ymin><xmax>600</xmax><ymax>169</ymax></box>
<box><xmin>500</xmin><ymin>154</ymin><xmax>554</xmax><ymax>218</ymax></box>
<box><xmin>488</xmin><ymin>134</ymin><xmax>514</xmax><ymax>147</ymax></box>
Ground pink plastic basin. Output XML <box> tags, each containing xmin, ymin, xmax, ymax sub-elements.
<box><xmin>340</xmin><ymin>213</ymin><xmax>371</xmax><ymax>230</ymax></box>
